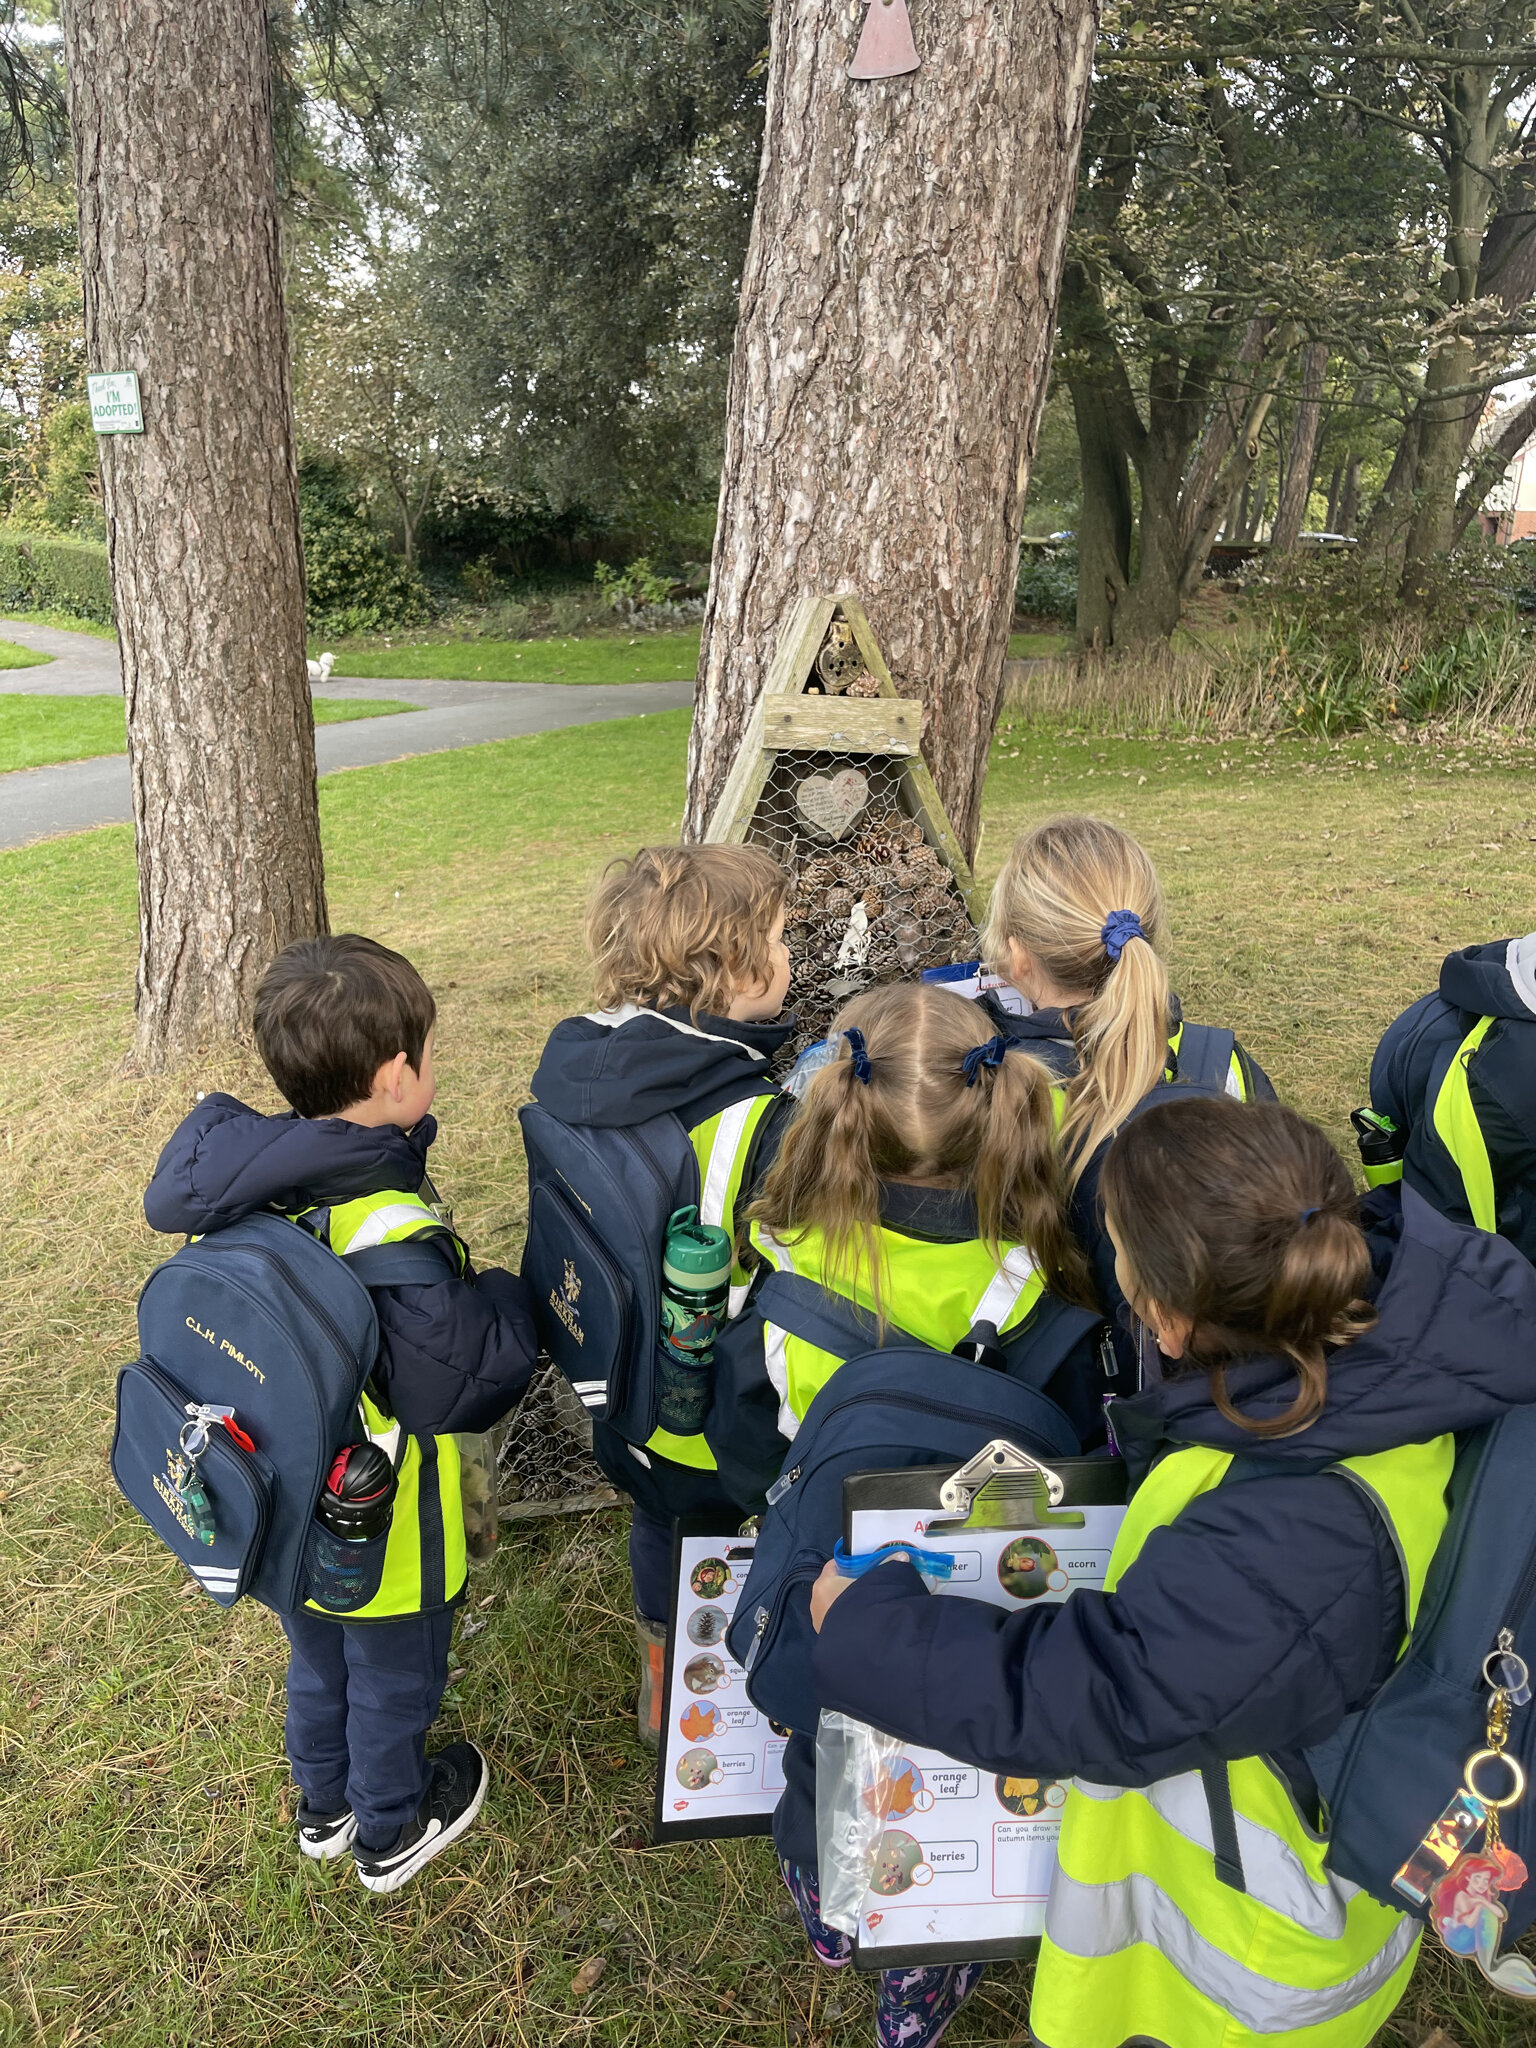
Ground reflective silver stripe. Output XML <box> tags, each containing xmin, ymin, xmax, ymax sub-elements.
<box><xmin>727</xmin><ymin>1279</ymin><xmax>751</xmax><ymax>1319</ymax></box>
<box><xmin>1070</xmin><ymin>1774</ymin><xmax>1362</xmax><ymax>1936</ymax></box>
<box><xmin>756</xmin><ymin>1229</ymin><xmax>799</xmax><ymax>1440</ymax></box>
<box><xmin>578</xmin><ymin>1392</ymin><xmax>606</xmax><ymax>1409</ymax></box>
<box><xmin>366</xmin><ymin>1418</ymin><xmax>403</xmax><ymax>1464</ymax></box>
<box><xmin>1045</xmin><ymin>1866</ymin><xmax>1419</xmax><ymax>2033</ymax></box>
<box><xmin>193</xmin><ymin>1566</ymin><xmax>240</xmax><ymax>1583</ymax></box>
<box><xmin>701</xmin><ymin>1098</ymin><xmax>757</xmax><ymax>1229</ymax></box>
<box><xmin>580</xmin><ymin>1002</ymin><xmax>769</xmax><ymax>1060</ymax></box>
<box><xmin>1225</xmin><ymin>1060</ymin><xmax>1244</xmax><ymax>1099</ymax></box>
<box><xmin>627</xmin><ymin>1444</ymin><xmax>652</xmax><ymax>1469</ymax></box>
<box><xmin>342</xmin><ymin>1202</ymin><xmax>439</xmax><ymax>1250</ymax></box>
<box><xmin>570</xmin><ymin>1379</ymin><xmax>607</xmax><ymax>1393</ymax></box>
<box><xmin>970</xmin><ymin>1245</ymin><xmax>1037</xmax><ymax>1329</ymax></box>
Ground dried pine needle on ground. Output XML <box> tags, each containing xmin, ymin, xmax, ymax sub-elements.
<box><xmin>1</xmin><ymin>708</ymin><xmax>1533</xmax><ymax>2048</ymax></box>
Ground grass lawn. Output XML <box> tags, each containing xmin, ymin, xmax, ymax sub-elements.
<box><xmin>0</xmin><ymin>694</ymin><xmax>421</xmax><ymax>774</ymax></box>
<box><xmin>2</xmin><ymin>710</ymin><xmax>1533</xmax><ymax>2047</ymax></box>
<box><xmin>0</xmin><ymin>636</ymin><xmax>52</xmax><ymax>670</ymax></box>
<box><xmin>1006</xmin><ymin>631</ymin><xmax>1072</xmax><ymax>659</ymax></box>
<box><xmin>326</xmin><ymin>631</ymin><xmax>702</xmax><ymax>685</ymax></box>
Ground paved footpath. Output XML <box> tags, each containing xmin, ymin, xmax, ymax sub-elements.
<box><xmin>0</xmin><ymin>621</ymin><xmax>693</xmax><ymax>850</ymax></box>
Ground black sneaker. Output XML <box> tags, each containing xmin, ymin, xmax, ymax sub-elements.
<box><xmin>354</xmin><ymin>1742</ymin><xmax>489</xmax><ymax>1894</ymax></box>
<box><xmin>296</xmin><ymin>1800</ymin><xmax>357</xmax><ymax>1861</ymax></box>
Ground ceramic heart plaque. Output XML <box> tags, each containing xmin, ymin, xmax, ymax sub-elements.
<box><xmin>796</xmin><ymin>767</ymin><xmax>869</xmax><ymax>841</ymax></box>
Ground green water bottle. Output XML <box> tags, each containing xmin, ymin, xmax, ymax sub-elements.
<box><xmin>656</xmin><ymin>1205</ymin><xmax>733</xmax><ymax>1435</ymax></box>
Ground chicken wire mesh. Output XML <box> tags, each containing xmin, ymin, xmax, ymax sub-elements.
<box><xmin>743</xmin><ymin>748</ymin><xmax>979</xmax><ymax>1063</ymax></box>
<box><xmin>496</xmin><ymin>1359</ymin><xmax>613</xmax><ymax>1518</ymax></box>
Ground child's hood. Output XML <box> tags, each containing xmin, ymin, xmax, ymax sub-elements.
<box><xmin>530</xmin><ymin>1003</ymin><xmax>792</xmax><ymax>1129</ymax></box>
<box><xmin>1439</xmin><ymin>932</ymin><xmax>1536</xmax><ymax>1023</ymax></box>
<box><xmin>1107</xmin><ymin>1185</ymin><xmax>1536</xmax><ymax>1482</ymax></box>
<box><xmin>144</xmin><ymin>1092</ymin><xmax>435</xmax><ymax>1236</ymax></box>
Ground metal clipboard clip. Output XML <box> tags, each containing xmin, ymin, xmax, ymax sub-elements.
<box><xmin>929</xmin><ymin>1439</ymin><xmax>1083</xmax><ymax>1531</ymax></box>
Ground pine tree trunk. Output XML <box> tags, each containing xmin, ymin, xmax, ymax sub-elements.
<box><xmin>684</xmin><ymin>0</ymin><xmax>1099</xmax><ymax>857</ymax></box>
<box><xmin>61</xmin><ymin>0</ymin><xmax>326</xmax><ymax>1068</ymax></box>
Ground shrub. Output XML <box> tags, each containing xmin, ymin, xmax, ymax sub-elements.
<box><xmin>1016</xmin><ymin>539</ymin><xmax>1077</xmax><ymax>623</ymax></box>
<box><xmin>0</xmin><ymin>526</ymin><xmax>114</xmax><ymax>622</ymax></box>
<box><xmin>8</xmin><ymin>405</ymin><xmax>107</xmax><ymax>540</ymax></box>
<box><xmin>300</xmin><ymin>465</ymin><xmax>432</xmax><ymax>636</ymax></box>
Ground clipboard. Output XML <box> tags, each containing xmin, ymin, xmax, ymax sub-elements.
<box><xmin>653</xmin><ymin>1517</ymin><xmax>789</xmax><ymax>1842</ymax></box>
<box><xmin>838</xmin><ymin>1440</ymin><xmax>1128</xmax><ymax>1969</ymax></box>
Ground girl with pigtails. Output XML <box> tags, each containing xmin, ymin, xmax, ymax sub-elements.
<box><xmin>978</xmin><ymin>815</ymin><xmax>1276</xmax><ymax>1379</ymax></box>
<box><xmin>705</xmin><ymin>980</ymin><xmax>1102</xmax><ymax>2048</ymax></box>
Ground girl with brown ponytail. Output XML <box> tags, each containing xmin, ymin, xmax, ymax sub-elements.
<box><xmin>807</xmin><ymin>1092</ymin><xmax>1536</xmax><ymax>2048</ymax></box>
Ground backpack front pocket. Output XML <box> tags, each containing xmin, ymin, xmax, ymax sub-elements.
<box><xmin>523</xmin><ymin>1181</ymin><xmax>636</xmax><ymax>1420</ymax></box>
<box><xmin>112</xmin><ymin>1359</ymin><xmax>274</xmax><ymax>1607</ymax></box>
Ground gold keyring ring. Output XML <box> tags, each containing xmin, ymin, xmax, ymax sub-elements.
<box><xmin>1465</xmin><ymin>1749</ymin><xmax>1527</xmax><ymax>1809</ymax></box>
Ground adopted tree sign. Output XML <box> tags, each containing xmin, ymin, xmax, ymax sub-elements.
<box><xmin>87</xmin><ymin>371</ymin><xmax>143</xmax><ymax>435</ymax></box>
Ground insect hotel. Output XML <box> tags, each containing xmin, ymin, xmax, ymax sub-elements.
<box><xmin>705</xmin><ymin>593</ymin><xmax>983</xmax><ymax>1057</ymax></box>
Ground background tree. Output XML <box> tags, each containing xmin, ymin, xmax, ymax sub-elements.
<box><xmin>683</xmin><ymin>0</ymin><xmax>1100</xmax><ymax>856</ymax></box>
<box><xmin>60</xmin><ymin>0</ymin><xmax>326</xmax><ymax>1066</ymax></box>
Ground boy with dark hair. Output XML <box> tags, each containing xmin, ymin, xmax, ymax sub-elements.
<box><xmin>1368</xmin><ymin>933</ymin><xmax>1536</xmax><ymax>1263</ymax></box>
<box><xmin>145</xmin><ymin>933</ymin><xmax>537</xmax><ymax>1892</ymax></box>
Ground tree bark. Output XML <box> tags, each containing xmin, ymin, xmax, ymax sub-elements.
<box><xmin>61</xmin><ymin>0</ymin><xmax>326</xmax><ymax>1067</ymax></box>
<box><xmin>684</xmin><ymin>0</ymin><xmax>1099</xmax><ymax>856</ymax></box>
<box><xmin>1270</xmin><ymin>340</ymin><xmax>1327</xmax><ymax>554</ymax></box>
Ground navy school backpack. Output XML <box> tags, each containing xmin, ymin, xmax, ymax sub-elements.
<box><xmin>111</xmin><ymin>1210</ymin><xmax>454</xmax><ymax>1613</ymax></box>
<box><xmin>518</xmin><ymin>1102</ymin><xmax>699</xmax><ymax>1444</ymax></box>
<box><xmin>724</xmin><ymin>1270</ymin><xmax>1104</xmax><ymax>1733</ymax></box>
<box><xmin>1290</xmin><ymin>1400</ymin><xmax>1536</xmax><ymax>1949</ymax></box>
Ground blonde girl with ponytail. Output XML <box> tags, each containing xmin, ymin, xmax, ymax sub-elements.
<box><xmin>980</xmin><ymin>816</ymin><xmax>1274</xmax><ymax>1390</ymax></box>
<box><xmin>982</xmin><ymin>814</ymin><xmax>1273</xmax><ymax>1185</ymax></box>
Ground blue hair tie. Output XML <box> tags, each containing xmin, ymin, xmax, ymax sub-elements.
<box><xmin>1101</xmin><ymin>909</ymin><xmax>1145</xmax><ymax>962</ymax></box>
<box><xmin>1299</xmin><ymin>1207</ymin><xmax>1321</xmax><ymax>1225</ymax></box>
<box><xmin>961</xmin><ymin>1034</ymin><xmax>1010</xmax><ymax>1087</ymax></box>
<box><xmin>843</xmin><ymin>1027</ymin><xmax>874</xmax><ymax>1085</ymax></box>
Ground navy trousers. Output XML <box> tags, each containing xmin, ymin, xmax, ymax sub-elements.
<box><xmin>280</xmin><ymin>1606</ymin><xmax>455</xmax><ymax>1850</ymax></box>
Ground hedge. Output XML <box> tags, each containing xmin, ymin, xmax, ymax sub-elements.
<box><xmin>0</xmin><ymin>528</ymin><xmax>115</xmax><ymax>624</ymax></box>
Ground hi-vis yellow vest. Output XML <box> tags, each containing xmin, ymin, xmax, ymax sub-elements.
<box><xmin>302</xmin><ymin>1189</ymin><xmax>468</xmax><ymax>1622</ymax></box>
<box><xmin>747</xmin><ymin>1215</ymin><xmax>1045</xmax><ymax>1440</ymax></box>
<box><xmin>642</xmin><ymin>1094</ymin><xmax>780</xmax><ymax>1473</ymax></box>
<box><xmin>1030</xmin><ymin>1433</ymin><xmax>1455</xmax><ymax>2048</ymax></box>
<box><xmin>1430</xmin><ymin>1016</ymin><xmax>1500</xmax><ymax>1232</ymax></box>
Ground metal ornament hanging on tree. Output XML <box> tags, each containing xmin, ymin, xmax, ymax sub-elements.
<box><xmin>849</xmin><ymin>0</ymin><xmax>920</xmax><ymax>80</ymax></box>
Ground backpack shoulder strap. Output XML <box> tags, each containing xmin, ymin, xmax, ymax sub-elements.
<box><xmin>996</xmin><ymin>1295</ymin><xmax>1108</xmax><ymax>1392</ymax></box>
<box><xmin>1169</xmin><ymin>1022</ymin><xmax>1238</xmax><ymax>1093</ymax></box>
<box><xmin>754</xmin><ymin>1267</ymin><xmax>926</xmax><ymax>1357</ymax></box>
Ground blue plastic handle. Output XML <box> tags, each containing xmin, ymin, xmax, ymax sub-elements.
<box><xmin>832</xmin><ymin>1538</ymin><xmax>957</xmax><ymax>1581</ymax></box>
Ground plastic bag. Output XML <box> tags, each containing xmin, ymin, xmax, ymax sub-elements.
<box><xmin>455</xmin><ymin>1432</ymin><xmax>500</xmax><ymax>1561</ymax></box>
<box><xmin>815</xmin><ymin>1709</ymin><xmax>913</xmax><ymax>1935</ymax></box>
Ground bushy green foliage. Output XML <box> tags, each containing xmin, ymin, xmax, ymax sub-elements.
<box><xmin>6</xmin><ymin>403</ymin><xmax>104</xmax><ymax>537</ymax></box>
<box><xmin>0</xmin><ymin>525</ymin><xmax>114</xmax><ymax>622</ymax></box>
<box><xmin>593</xmin><ymin>556</ymin><xmax>673</xmax><ymax>608</ymax></box>
<box><xmin>1016</xmin><ymin>539</ymin><xmax>1077</xmax><ymax>622</ymax></box>
<box><xmin>300</xmin><ymin>464</ymin><xmax>432</xmax><ymax>635</ymax></box>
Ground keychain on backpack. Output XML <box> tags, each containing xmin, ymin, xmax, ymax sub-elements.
<box><xmin>1395</xmin><ymin>1632</ymin><xmax>1536</xmax><ymax>1998</ymax></box>
<box><xmin>170</xmin><ymin>1403</ymin><xmax>256</xmax><ymax>1548</ymax></box>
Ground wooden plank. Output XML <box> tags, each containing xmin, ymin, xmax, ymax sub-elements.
<box><xmin>761</xmin><ymin>696</ymin><xmax>921</xmax><ymax>754</ymax></box>
<box><xmin>763</xmin><ymin>593</ymin><xmax>838</xmax><ymax>699</ymax></box>
<box><xmin>702</xmin><ymin>700</ymin><xmax>774</xmax><ymax>843</ymax></box>
<box><xmin>899</xmin><ymin>757</ymin><xmax>986</xmax><ymax>925</ymax></box>
<box><xmin>837</xmin><ymin>594</ymin><xmax>899</xmax><ymax>696</ymax></box>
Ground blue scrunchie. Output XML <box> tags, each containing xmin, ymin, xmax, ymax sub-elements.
<box><xmin>844</xmin><ymin>1026</ymin><xmax>874</xmax><ymax>1085</ymax></box>
<box><xmin>961</xmin><ymin>1034</ymin><xmax>1010</xmax><ymax>1087</ymax></box>
<box><xmin>1101</xmin><ymin>909</ymin><xmax>1146</xmax><ymax>962</ymax></box>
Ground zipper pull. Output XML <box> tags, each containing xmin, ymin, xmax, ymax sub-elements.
<box><xmin>766</xmin><ymin>1463</ymin><xmax>801</xmax><ymax>1508</ymax></box>
<box><xmin>743</xmin><ymin>1605</ymin><xmax>770</xmax><ymax>1674</ymax></box>
<box><xmin>1487</xmin><ymin>1628</ymin><xmax>1533</xmax><ymax>1708</ymax></box>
